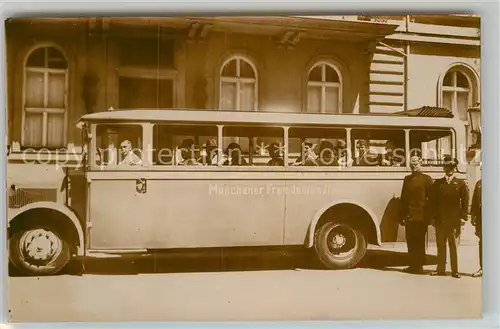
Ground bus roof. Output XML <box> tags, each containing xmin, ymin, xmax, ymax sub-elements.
<box><xmin>78</xmin><ymin>108</ymin><xmax>460</xmax><ymax>128</ymax></box>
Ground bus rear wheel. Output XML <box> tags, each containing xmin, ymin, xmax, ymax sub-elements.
<box><xmin>9</xmin><ymin>225</ymin><xmax>71</xmax><ymax>276</ymax></box>
<box><xmin>314</xmin><ymin>221</ymin><xmax>367</xmax><ymax>269</ymax></box>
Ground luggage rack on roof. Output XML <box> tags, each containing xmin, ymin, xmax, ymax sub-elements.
<box><xmin>392</xmin><ymin>106</ymin><xmax>454</xmax><ymax>118</ymax></box>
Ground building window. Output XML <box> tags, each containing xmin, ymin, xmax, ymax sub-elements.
<box><xmin>441</xmin><ymin>69</ymin><xmax>475</xmax><ymax>121</ymax></box>
<box><xmin>23</xmin><ymin>46</ymin><xmax>68</xmax><ymax>148</ymax></box>
<box><xmin>119</xmin><ymin>77</ymin><xmax>174</xmax><ymax>109</ymax></box>
<box><xmin>118</xmin><ymin>37</ymin><xmax>174</xmax><ymax>69</ymax></box>
<box><xmin>219</xmin><ymin>56</ymin><xmax>258</xmax><ymax>111</ymax></box>
<box><xmin>117</xmin><ymin>37</ymin><xmax>176</xmax><ymax>109</ymax></box>
<box><xmin>307</xmin><ymin>62</ymin><xmax>342</xmax><ymax>114</ymax></box>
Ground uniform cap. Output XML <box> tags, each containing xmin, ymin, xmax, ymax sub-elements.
<box><xmin>443</xmin><ymin>156</ymin><xmax>459</xmax><ymax>168</ymax></box>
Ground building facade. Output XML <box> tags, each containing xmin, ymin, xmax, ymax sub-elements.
<box><xmin>5</xmin><ymin>15</ymin><xmax>481</xmax><ymax>242</ymax></box>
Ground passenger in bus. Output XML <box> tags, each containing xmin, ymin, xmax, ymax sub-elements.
<box><xmin>200</xmin><ymin>138</ymin><xmax>218</xmax><ymax>166</ymax></box>
<box><xmin>118</xmin><ymin>140</ymin><xmax>142</xmax><ymax>166</ymax></box>
<box><xmin>293</xmin><ymin>141</ymin><xmax>319</xmax><ymax>166</ymax></box>
<box><xmin>223</xmin><ymin>142</ymin><xmax>248</xmax><ymax>166</ymax></box>
<box><xmin>178</xmin><ymin>139</ymin><xmax>202</xmax><ymax>166</ymax></box>
<box><xmin>354</xmin><ymin>139</ymin><xmax>378</xmax><ymax>166</ymax></box>
<box><xmin>335</xmin><ymin>139</ymin><xmax>353</xmax><ymax>167</ymax></box>
<box><xmin>266</xmin><ymin>142</ymin><xmax>284</xmax><ymax>166</ymax></box>
<box><xmin>381</xmin><ymin>141</ymin><xmax>404</xmax><ymax>167</ymax></box>
<box><xmin>318</xmin><ymin>140</ymin><xmax>335</xmax><ymax>166</ymax></box>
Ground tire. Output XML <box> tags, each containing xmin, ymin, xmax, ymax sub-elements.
<box><xmin>314</xmin><ymin>221</ymin><xmax>367</xmax><ymax>269</ymax></box>
<box><xmin>9</xmin><ymin>225</ymin><xmax>72</xmax><ymax>276</ymax></box>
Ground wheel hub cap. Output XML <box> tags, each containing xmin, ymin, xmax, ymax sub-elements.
<box><xmin>332</xmin><ymin>234</ymin><xmax>346</xmax><ymax>248</ymax></box>
<box><xmin>22</xmin><ymin>229</ymin><xmax>60</xmax><ymax>261</ymax></box>
<box><xmin>326</xmin><ymin>224</ymin><xmax>358</xmax><ymax>256</ymax></box>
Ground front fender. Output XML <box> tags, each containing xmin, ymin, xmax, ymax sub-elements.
<box><xmin>305</xmin><ymin>199</ymin><xmax>382</xmax><ymax>248</ymax></box>
<box><xmin>8</xmin><ymin>201</ymin><xmax>85</xmax><ymax>256</ymax></box>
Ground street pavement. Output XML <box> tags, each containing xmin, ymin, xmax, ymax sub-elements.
<box><xmin>8</xmin><ymin>243</ymin><xmax>482</xmax><ymax>322</ymax></box>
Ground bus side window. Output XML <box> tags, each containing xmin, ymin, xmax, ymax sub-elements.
<box><xmin>222</xmin><ymin>126</ymin><xmax>284</xmax><ymax>166</ymax></box>
<box><xmin>409</xmin><ymin>129</ymin><xmax>453</xmax><ymax>166</ymax></box>
<box><xmin>95</xmin><ymin>124</ymin><xmax>143</xmax><ymax>167</ymax></box>
<box><xmin>288</xmin><ymin>127</ymin><xmax>347</xmax><ymax>167</ymax></box>
<box><xmin>351</xmin><ymin>129</ymin><xmax>406</xmax><ymax>167</ymax></box>
<box><xmin>153</xmin><ymin>124</ymin><xmax>218</xmax><ymax>166</ymax></box>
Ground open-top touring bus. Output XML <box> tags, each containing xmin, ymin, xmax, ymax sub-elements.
<box><xmin>7</xmin><ymin>107</ymin><xmax>467</xmax><ymax>275</ymax></box>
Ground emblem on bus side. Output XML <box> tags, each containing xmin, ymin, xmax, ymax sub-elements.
<box><xmin>136</xmin><ymin>178</ymin><xmax>147</xmax><ymax>194</ymax></box>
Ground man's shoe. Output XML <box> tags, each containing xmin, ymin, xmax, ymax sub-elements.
<box><xmin>472</xmin><ymin>269</ymin><xmax>482</xmax><ymax>278</ymax></box>
<box><xmin>451</xmin><ymin>272</ymin><xmax>461</xmax><ymax>279</ymax></box>
<box><xmin>430</xmin><ymin>271</ymin><xmax>446</xmax><ymax>276</ymax></box>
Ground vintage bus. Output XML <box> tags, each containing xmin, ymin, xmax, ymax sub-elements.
<box><xmin>7</xmin><ymin>108</ymin><xmax>467</xmax><ymax>275</ymax></box>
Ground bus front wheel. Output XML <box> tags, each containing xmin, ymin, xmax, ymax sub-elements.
<box><xmin>9</xmin><ymin>225</ymin><xmax>72</xmax><ymax>276</ymax></box>
<box><xmin>314</xmin><ymin>221</ymin><xmax>367</xmax><ymax>269</ymax></box>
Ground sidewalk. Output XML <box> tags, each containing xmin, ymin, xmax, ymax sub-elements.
<box><xmin>372</xmin><ymin>239</ymin><xmax>481</xmax><ymax>275</ymax></box>
<box><xmin>391</xmin><ymin>221</ymin><xmax>479</xmax><ymax>247</ymax></box>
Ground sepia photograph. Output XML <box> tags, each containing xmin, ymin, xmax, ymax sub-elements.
<box><xmin>4</xmin><ymin>14</ymin><xmax>484</xmax><ymax>322</ymax></box>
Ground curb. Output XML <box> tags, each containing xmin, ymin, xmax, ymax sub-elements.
<box><xmin>376</xmin><ymin>241</ymin><xmax>479</xmax><ymax>250</ymax></box>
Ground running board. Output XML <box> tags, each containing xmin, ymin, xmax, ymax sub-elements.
<box><xmin>83</xmin><ymin>246</ymin><xmax>306</xmax><ymax>259</ymax></box>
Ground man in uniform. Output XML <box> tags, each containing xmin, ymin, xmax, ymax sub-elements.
<box><xmin>118</xmin><ymin>140</ymin><xmax>142</xmax><ymax>166</ymax></box>
<box><xmin>399</xmin><ymin>155</ymin><xmax>433</xmax><ymax>274</ymax></box>
<box><xmin>471</xmin><ymin>162</ymin><xmax>482</xmax><ymax>277</ymax></box>
<box><xmin>430</xmin><ymin>156</ymin><xmax>469</xmax><ymax>279</ymax></box>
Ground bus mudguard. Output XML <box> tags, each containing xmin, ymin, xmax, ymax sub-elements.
<box><xmin>306</xmin><ymin>199</ymin><xmax>382</xmax><ymax>248</ymax></box>
<box><xmin>8</xmin><ymin>201</ymin><xmax>85</xmax><ymax>256</ymax></box>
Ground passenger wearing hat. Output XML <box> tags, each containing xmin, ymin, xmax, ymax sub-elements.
<box><xmin>381</xmin><ymin>140</ymin><xmax>404</xmax><ymax>167</ymax></box>
<box><xmin>200</xmin><ymin>138</ymin><xmax>219</xmax><ymax>166</ymax></box>
<box><xmin>267</xmin><ymin>142</ymin><xmax>285</xmax><ymax>166</ymax></box>
<box><xmin>178</xmin><ymin>139</ymin><xmax>202</xmax><ymax>166</ymax></box>
<box><xmin>223</xmin><ymin>142</ymin><xmax>248</xmax><ymax>166</ymax></box>
<box><xmin>470</xmin><ymin>162</ymin><xmax>482</xmax><ymax>277</ymax></box>
<box><xmin>399</xmin><ymin>155</ymin><xmax>433</xmax><ymax>274</ymax></box>
<box><xmin>429</xmin><ymin>156</ymin><xmax>469</xmax><ymax>278</ymax></box>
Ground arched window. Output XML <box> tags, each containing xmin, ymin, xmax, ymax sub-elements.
<box><xmin>23</xmin><ymin>46</ymin><xmax>68</xmax><ymax>148</ymax></box>
<box><xmin>440</xmin><ymin>66</ymin><xmax>479</xmax><ymax>152</ymax></box>
<box><xmin>441</xmin><ymin>68</ymin><xmax>476</xmax><ymax>121</ymax></box>
<box><xmin>307</xmin><ymin>62</ymin><xmax>342</xmax><ymax>114</ymax></box>
<box><xmin>219</xmin><ymin>56</ymin><xmax>258</xmax><ymax>111</ymax></box>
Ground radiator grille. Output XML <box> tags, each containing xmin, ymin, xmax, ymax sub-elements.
<box><xmin>8</xmin><ymin>188</ymin><xmax>58</xmax><ymax>209</ymax></box>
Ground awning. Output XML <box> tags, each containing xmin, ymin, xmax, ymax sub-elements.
<box><xmin>392</xmin><ymin>106</ymin><xmax>454</xmax><ymax>118</ymax></box>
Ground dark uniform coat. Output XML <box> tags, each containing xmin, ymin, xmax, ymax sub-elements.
<box><xmin>471</xmin><ymin>178</ymin><xmax>483</xmax><ymax>268</ymax></box>
<box><xmin>400</xmin><ymin>172</ymin><xmax>434</xmax><ymax>223</ymax></box>
<box><xmin>399</xmin><ymin>171</ymin><xmax>433</xmax><ymax>270</ymax></box>
<box><xmin>431</xmin><ymin>176</ymin><xmax>469</xmax><ymax>230</ymax></box>
<box><xmin>471</xmin><ymin>179</ymin><xmax>482</xmax><ymax>231</ymax></box>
